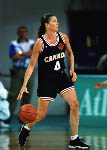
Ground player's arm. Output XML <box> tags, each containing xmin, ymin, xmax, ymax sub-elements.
<box><xmin>17</xmin><ymin>39</ymin><xmax>42</xmax><ymax>100</ymax></box>
<box><xmin>62</xmin><ymin>33</ymin><xmax>77</xmax><ymax>82</ymax></box>
<box><xmin>22</xmin><ymin>40</ymin><xmax>41</xmax><ymax>87</ymax></box>
<box><xmin>62</xmin><ymin>33</ymin><xmax>74</xmax><ymax>72</ymax></box>
<box><xmin>94</xmin><ymin>80</ymin><xmax>107</xmax><ymax>89</ymax></box>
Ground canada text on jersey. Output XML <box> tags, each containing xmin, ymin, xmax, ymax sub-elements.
<box><xmin>44</xmin><ymin>52</ymin><xmax>65</xmax><ymax>63</ymax></box>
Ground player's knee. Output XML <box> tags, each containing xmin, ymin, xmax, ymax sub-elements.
<box><xmin>70</xmin><ymin>100</ymin><xmax>79</xmax><ymax>111</ymax></box>
<box><xmin>38</xmin><ymin>112</ymin><xmax>46</xmax><ymax>120</ymax></box>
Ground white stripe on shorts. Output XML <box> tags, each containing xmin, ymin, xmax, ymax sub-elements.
<box><xmin>60</xmin><ymin>86</ymin><xmax>75</xmax><ymax>96</ymax></box>
<box><xmin>40</xmin><ymin>97</ymin><xmax>55</xmax><ymax>101</ymax></box>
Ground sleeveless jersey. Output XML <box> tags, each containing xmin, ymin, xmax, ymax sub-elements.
<box><xmin>38</xmin><ymin>32</ymin><xmax>66</xmax><ymax>74</ymax></box>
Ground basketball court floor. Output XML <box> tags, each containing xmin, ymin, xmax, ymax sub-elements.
<box><xmin>0</xmin><ymin>116</ymin><xmax>107</xmax><ymax>150</ymax></box>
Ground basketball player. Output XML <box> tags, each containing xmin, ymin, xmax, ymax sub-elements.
<box><xmin>95</xmin><ymin>80</ymin><xmax>107</xmax><ymax>88</ymax></box>
<box><xmin>17</xmin><ymin>13</ymin><xmax>90</xmax><ymax>149</ymax></box>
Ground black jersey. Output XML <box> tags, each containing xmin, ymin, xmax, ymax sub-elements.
<box><xmin>38</xmin><ymin>32</ymin><xmax>66</xmax><ymax>74</ymax></box>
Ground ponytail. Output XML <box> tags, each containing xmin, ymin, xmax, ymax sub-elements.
<box><xmin>38</xmin><ymin>25</ymin><xmax>46</xmax><ymax>38</ymax></box>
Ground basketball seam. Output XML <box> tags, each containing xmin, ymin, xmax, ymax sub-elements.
<box><xmin>20</xmin><ymin>106</ymin><xmax>37</xmax><ymax>112</ymax></box>
<box><xmin>19</xmin><ymin>113</ymin><xmax>36</xmax><ymax>121</ymax></box>
<box><xmin>19</xmin><ymin>110</ymin><xmax>37</xmax><ymax>115</ymax></box>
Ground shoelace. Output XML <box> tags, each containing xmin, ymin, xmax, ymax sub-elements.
<box><xmin>79</xmin><ymin>137</ymin><xmax>85</xmax><ymax>142</ymax></box>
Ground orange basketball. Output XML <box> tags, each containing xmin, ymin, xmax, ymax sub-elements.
<box><xmin>18</xmin><ymin>104</ymin><xmax>37</xmax><ymax>123</ymax></box>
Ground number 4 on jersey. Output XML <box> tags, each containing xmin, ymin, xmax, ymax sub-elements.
<box><xmin>54</xmin><ymin>61</ymin><xmax>61</xmax><ymax>70</ymax></box>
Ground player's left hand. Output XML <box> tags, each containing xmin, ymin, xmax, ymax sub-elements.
<box><xmin>17</xmin><ymin>86</ymin><xmax>29</xmax><ymax>100</ymax></box>
<box><xmin>70</xmin><ymin>71</ymin><xmax>77</xmax><ymax>82</ymax></box>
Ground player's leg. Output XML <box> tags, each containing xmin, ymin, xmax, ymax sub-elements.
<box><xmin>58</xmin><ymin>71</ymin><xmax>90</xmax><ymax>149</ymax></box>
<box><xmin>62</xmin><ymin>89</ymin><xmax>79</xmax><ymax>136</ymax></box>
<box><xmin>62</xmin><ymin>90</ymin><xmax>90</xmax><ymax>149</ymax></box>
<box><xmin>27</xmin><ymin>97</ymin><xmax>50</xmax><ymax>128</ymax></box>
<box><xmin>18</xmin><ymin>97</ymin><xmax>50</xmax><ymax>146</ymax></box>
<box><xmin>57</xmin><ymin>71</ymin><xmax>79</xmax><ymax>135</ymax></box>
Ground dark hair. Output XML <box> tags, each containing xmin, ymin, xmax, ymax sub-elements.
<box><xmin>17</xmin><ymin>26</ymin><xmax>28</xmax><ymax>33</ymax></box>
<box><xmin>38</xmin><ymin>13</ymin><xmax>54</xmax><ymax>37</ymax></box>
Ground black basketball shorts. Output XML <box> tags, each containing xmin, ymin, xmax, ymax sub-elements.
<box><xmin>37</xmin><ymin>71</ymin><xmax>74</xmax><ymax>101</ymax></box>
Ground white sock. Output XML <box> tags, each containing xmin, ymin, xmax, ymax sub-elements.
<box><xmin>24</xmin><ymin>124</ymin><xmax>31</xmax><ymax>131</ymax></box>
<box><xmin>71</xmin><ymin>135</ymin><xmax>78</xmax><ymax>140</ymax></box>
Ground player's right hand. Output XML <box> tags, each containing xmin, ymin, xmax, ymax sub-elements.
<box><xmin>70</xmin><ymin>70</ymin><xmax>77</xmax><ymax>82</ymax></box>
<box><xmin>17</xmin><ymin>86</ymin><xmax>29</xmax><ymax>100</ymax></box>
<box><xmin>94</xmin><ymin>82</ymin><xmax>106</xmax><ymax>89</ymax></box>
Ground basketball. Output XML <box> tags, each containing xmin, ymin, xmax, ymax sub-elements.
<box><xmin>18</xmin><ymin>104</ymin><xmax>37</xmax><ymax>123</ymax></box>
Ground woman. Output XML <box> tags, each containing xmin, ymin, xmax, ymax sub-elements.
<box><xmin>17</xmin><ymin>13</ymin><xmax>90</xmax><ymax>149</ymax></box>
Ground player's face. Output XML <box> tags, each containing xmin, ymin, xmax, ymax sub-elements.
<box><xmin>46</xmin><ymin>16</ymin><xmax>59</xmax><ymax>32</ymax></box>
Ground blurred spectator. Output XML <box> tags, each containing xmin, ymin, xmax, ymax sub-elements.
<box><xmin>0</xmin><ymin>81</ymin><xmax>10</xmax><ymax>128</ymax></box>
<box><xmin>7</xmin><ymin>26</ymin><xmax>35</xmax><ymax>123</ymax></box>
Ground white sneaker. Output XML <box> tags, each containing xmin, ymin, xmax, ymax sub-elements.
<box><xmin>0</xmin><ymin>121</ymin><xmax>10</xmax><ymax>128</ymax></box>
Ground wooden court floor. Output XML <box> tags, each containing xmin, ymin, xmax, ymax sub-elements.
<box><xmin>0</xmin><ymin>116</ymin><xmax>107</xmax><ymax>150</ymax></box>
